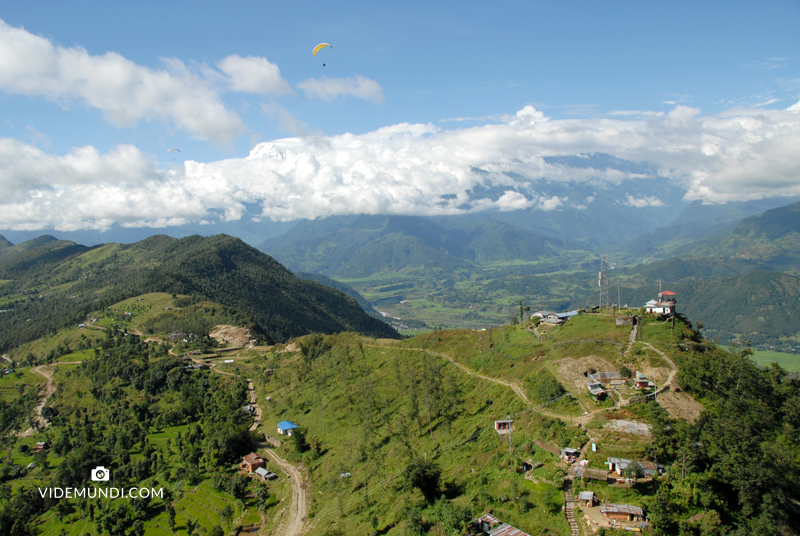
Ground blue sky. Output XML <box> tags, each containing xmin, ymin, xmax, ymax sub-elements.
<box><xmin>0</xmin><ymin>1</ymin><xmax>799</xmax><ymax>231</ymax></box>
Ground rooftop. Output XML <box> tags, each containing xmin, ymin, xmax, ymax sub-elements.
<box><xmin>601</xmin><ymin>503</ymin><xmax>645</xmax><ymax>517</ymax></box>
<box><xmin>488</xmin><ymin>523</ymin><xmax>532</xmax><ymax>536</ymax></box>
<box><xmin>277</xmin><ymin>420</ymin><xmax>299</xmax><ymax>430</ymax></box>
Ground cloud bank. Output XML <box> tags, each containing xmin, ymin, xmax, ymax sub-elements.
<box><xmin>2</xmin><ymin>102</ymin><xmax>800</xmax><ymax>230</ymax></box>
<box><xmin>0</xmin><ymin>20</ymin><xmax>295</xmax><ymax>144</ymax></box>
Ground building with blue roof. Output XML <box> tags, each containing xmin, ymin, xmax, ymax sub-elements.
<box><xmin>277</xmin><ymin>421</ymin><xmax>299</xmax><ymax>436</ymax></box>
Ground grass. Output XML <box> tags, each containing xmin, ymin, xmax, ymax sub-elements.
<box><xmin>748</xmin><ymin>349</ymin><xmax>800</xmax><ymax>372</ymax></box>
<box><xmin>0</xmin><ymin>366</ymin><xmax>46</xmax><ymax>401</ymax></box>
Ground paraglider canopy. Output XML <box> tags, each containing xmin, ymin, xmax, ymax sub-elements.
<box><xmin>167</xmin><ymin>148</ymin><xmax>181</xmax><ymax>153</ymax></box>
<box><xmin>312</xmin><ymin>43</ymin><xmax>332</xmax><ymax>56</ymax></box>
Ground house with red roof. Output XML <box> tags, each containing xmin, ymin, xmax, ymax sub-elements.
<box><xmin>645</xmin><ymin>290</ymin><xmax>676</xmax><ymax>315</ymax></box>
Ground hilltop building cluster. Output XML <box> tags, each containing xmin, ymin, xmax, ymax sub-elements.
<box><xmin>645</xmin><ymin>290</ymin><xmax>677</xmax><ymax>315</ymax></box>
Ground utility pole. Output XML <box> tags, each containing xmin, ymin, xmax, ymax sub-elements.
<box><xmin>599</xmin><ymin>254</ymin><xmax>609</xmax><ymax>309</ymax></box>
<box><xmin>617</xmin><ymin>280</ymin><xmax>621</xmax><ymax>314</ymax></box>
<box><xmin>507</xmin><ymin>415</ymin><xmax>513</xmax><ymax>453</ymax></box>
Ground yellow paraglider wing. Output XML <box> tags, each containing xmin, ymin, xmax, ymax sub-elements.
<box><xmin>312</xmin><ymin>43</ymin><xmax>332</xmax><ymax>56</ymax></box>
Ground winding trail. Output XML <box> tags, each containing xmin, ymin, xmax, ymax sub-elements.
<box><xmin>19</xmin><ymin>361</ymin><xmax>81</xmax><ymax>437</ymax></box>
<box><xmin>377</xmin><ymin>344</ymin><xmax>597</xmax><ymax>424</ymax></box>
<box><xmin>640</xmin><ymin>341</ymin><xmax>678</xmax><ymax>394</ymax></box>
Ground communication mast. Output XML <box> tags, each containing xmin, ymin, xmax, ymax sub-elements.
<box><xmin>598</xmin><ymin>254</ymin><xmax>609</xmax><ymax>309</ymax></box>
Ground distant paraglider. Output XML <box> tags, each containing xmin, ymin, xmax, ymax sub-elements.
<box><xmin>313</xmin><ymin>43</ymin><xmax>331</xmax><ymax>66</ymax></box>
<box><xmin>312</xmin><ymin>43</ymin><xmax>331</xmax><ymax>56</ymax></box>
<box><xmin>167</xmin><ymin>148</ymin><xmax>180</xmax><ymax>161</ymax></box>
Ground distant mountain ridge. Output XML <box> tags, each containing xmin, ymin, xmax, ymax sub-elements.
<box><xmin>258</xmin><ymin>214</ymin><xmax>564</xmax><ymax>277</ymax></box>
<box><xmin>686</xmin><ymin>201</ymin><xmax>800</xmax><ymax>270</ymax></box>
<box><xmin>0</xmin><ymin>234</ymin><xmax>398</xmax><ymax>350</ymax></box>
<box><xmin>613</xmin><ymin>197</ymin><xmax>800</xmax><ymax>263</ymax></box>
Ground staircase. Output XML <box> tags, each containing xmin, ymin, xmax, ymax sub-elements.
<box><xmin>563</xmin><ymin>469</ymin><xmax>580</xmax><ymax>536</ymax></box>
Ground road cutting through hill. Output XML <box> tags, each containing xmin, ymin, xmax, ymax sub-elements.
<box><xmin>19</xmin><ymin>361</ymin><xmax>82</xmax><ymax>437</ymax></box>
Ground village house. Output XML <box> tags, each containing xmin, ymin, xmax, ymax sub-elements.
<box><xmin>645</xmin><ymin>290</ymin><xmax>677</xmax><ymax>315</ymax></box>
<box><xmin>579</xmin><ymin>491</ymin><xmax>597</xmax><ymax>507</ymax></box>
<box><xmin>606</xmin><ymin>457</ymin><xmax>633</xmax><ymax>476</ymax></box>
<box><xmin>561</xmin><ymin>447</ymin><xmax>580</xmax><ymax>463</ymax></box>
<box><xmin>634</xmin><ymin>372</ymin><xmax>654</xmax><ymax>389</ymax></box>
<box><xmin>34</xmin><ymin>441</ymin><xmax>49</xmax><ymax>452</ymax></box>
<box><xmin>577</xmin><ymin>466</ymin><xmax>612</xmax><ymax>482</ymax></box>
<box><xmin>638</xmin><ymin>461</ymin><xmax>664</xmax><ymax>478</ymax></box>
<box><xmin>240</xmin><ymin>452</ymin><xmax>266</xmax><ymax>473</ymax></box>
<box><xmin>277</xmin><ymin>421</ymin><xmax>299</xmax><ymax>436</ymax></box>
<box><xmin>487</xmin><ymin>524</ymin><xmax>531</xmax><ymax>536</ymax></box>
<box><xmin>254</xmin><ymin>467</ymin><xmax>277</xmax><ymax>481</ymax></box>
<box><xmin>587</xmin><ymin>381</ymin><xmax>607</xmax><ymax>400</ymax></box>
<box><xmin>601</xmin><ymin>503</ymin><xmax>645</xmax><ymax>522</ymax></box>
<box><xmin>472</xmin><ymin>514</ymin><xmax>501</xmax><ymax>534</ymax></box>
<box><xmin>542</xmin><ymin>310</ymin><xmax>580</xmax><ymax>325</ymax></box>
<box><xmin>471</xmin><ymin>514</ymin><xmax>531</xmax><ymax>536</ymax></box>
<box><xmin>494</xmin><ymin>419</ymin><xmax>513</xmax><ymax>435</ymax></box>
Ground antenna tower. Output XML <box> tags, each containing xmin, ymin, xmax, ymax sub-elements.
<box><xmin>598</xmin><ymin>254</ymin><xmax>609</xmax><ymax>308</ymax></box>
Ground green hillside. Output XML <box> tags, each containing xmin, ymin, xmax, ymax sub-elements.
<box><xmin>4</xmin><ymin>307</ymin><xmax>797</xmax><ymax>535</ymax></box>
<box><xmin>0</xmin><ymin>234</ymin><xmax>398</xmax><ymax>350</ymax></box>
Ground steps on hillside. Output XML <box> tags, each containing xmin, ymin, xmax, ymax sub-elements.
<box><xmin>563</xmin><ymin>471</ymin><xmax>581</xmax><ymax>536</ymax></box>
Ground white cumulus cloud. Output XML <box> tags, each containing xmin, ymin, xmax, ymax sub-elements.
<box><xmin>297</xmin><ymin>75</ymin><xmax>384</xmax><ymax>102</ymax></box>
<box><xmin>2</xmin><ymin>100</ymin><xmax>800</xmax><ymax>230</ymax></box>
<box><xmin>0</xmin><ymin>19</ymin><xmax>248</xmax><ymax>143</ymax></box>
<box><xmin>218</xmin><ymin>55</ymin><xmax>292</xmax><ymax>95</ymax></box>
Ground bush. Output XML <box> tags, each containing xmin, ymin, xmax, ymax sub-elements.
<box><xmin>524</xmin><ymin>369</ymin><xmax>566</xmax><ymax>404</ymax></box>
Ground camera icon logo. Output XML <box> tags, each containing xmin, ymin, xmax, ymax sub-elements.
<box><xmin>91</xmin><ymin>466</ymin><xmax>110</xmax><ymax>482</ymax></box>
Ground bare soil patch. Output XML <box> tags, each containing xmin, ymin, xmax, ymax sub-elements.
<box><xmin>277</xmin><ymin>342</ymin><xmax>300</xmax><ymax>353</ymax></box>
<box><xmin>603</xmin><ymin>419</ymin><xmax>651</xmax><ymax>436</ymax></box>
<box><xmin>209</xmin><ymin>325</ymin><xmax>252</xmax><ymax>347</ymax></box>
<box><xmin>657</xmin><ymin>388</ymin><xmax>704</xmax><ymax>423</ymax></box>
<box><xmin>555</xmin><ymin>355</ymin><xmax>619</xmax><ymax>389</ymax></box>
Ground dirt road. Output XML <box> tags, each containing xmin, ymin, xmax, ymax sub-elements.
<box><xmin>238</xmin><ymin>374</ymin><xmax>307</xmax><ymax>536</ymax></box>
<box><xmin>262</xmin><ymin>448</ymin><xmax>308</xmax><ymax>536</ymax></box>
<box><xmin>20</xmin><ymin>361</ymin><xmax>81</xmax><ymax>437</ymax></box>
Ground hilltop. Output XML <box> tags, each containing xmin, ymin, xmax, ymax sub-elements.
<box><xmin>3</xmin><ymin>304</ymin><xmax>797</xmax><ymax>535</ymax></box>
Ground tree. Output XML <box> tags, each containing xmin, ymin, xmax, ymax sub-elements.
<box><xmin>228</xmin><ymin>475</ymin><xmax>249</xmax><ymax>500</ymax></box>
<box><xmin>218</xmin><ymin>505</ymin><xmax>233</xmax><ymax>528</ymax></box>
<box><xmin>255</xmin><ymin>485</ymin><xmax>271</xmax><ymax>512</ymax></box>
<box><xmin>403</xmin><ymin>458</ymin><xmax>441</xmax><ymax>503</ymax></box>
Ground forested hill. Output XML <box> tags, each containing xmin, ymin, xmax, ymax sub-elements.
<box><xmin>0</xmin><ymin>234</ymin><xmax>398</xmax><ymax>350</ymax></box>
<box><xmin>686</xmin><ymin>200</ymin><xmax>800</xmax><ymax>270</ymax></box>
